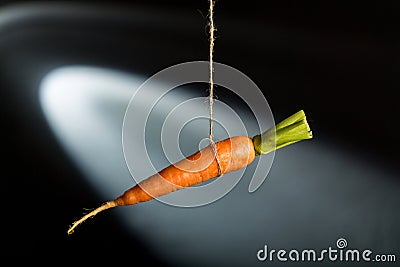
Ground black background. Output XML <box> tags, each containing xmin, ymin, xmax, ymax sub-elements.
<box><xmin>1</xmin><ymin>0</ymin><xmax>399</xmax><ymax>264</ymax></box>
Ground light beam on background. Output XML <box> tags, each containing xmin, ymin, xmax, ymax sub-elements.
<box><xmin>39</xmin><ymin>66</ymin><xmax>145</xmax><ymax>198</ymax></box>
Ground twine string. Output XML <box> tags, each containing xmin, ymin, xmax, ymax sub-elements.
<box><xmin>208</xmin><ymin>0</ymin><xmax>215</xmax><ymax>143</ymax></box>
<box><xmin>207</xmin><ymin>0</ymin><xmax>222</xmax><ymax>177</ymax></box>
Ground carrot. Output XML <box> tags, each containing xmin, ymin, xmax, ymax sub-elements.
<box><xmin>67</xmin><ymin>110</ymin><xmax>313</xmax><ymax>235</ymax></box>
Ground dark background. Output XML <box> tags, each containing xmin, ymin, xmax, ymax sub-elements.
<box><xmin>2</xmin><ymin>0</ymin><xmax>399</xmax><ymax>265</ymax></box>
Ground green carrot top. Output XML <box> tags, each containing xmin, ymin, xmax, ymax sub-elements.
<box><xmin>252</xmin><ymin>110</ymin><xmax>313</xmax><ymax>156</ymax></box>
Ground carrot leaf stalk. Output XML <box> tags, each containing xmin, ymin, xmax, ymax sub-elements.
<box><xmin>252</xmin><ymin>110</ymin><xmax>313</xmax><ymax>156</ymax></box>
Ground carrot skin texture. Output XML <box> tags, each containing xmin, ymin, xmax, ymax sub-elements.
<box><xmin>115</xmin><ymin>136</ymin><xmax>255</xmax><ymax>206</ymax></box>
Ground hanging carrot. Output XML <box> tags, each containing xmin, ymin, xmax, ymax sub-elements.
<box><xmin>67</xmin><ymin>110</ymin><xmax>313</xmax><ymax>235</ymax></box>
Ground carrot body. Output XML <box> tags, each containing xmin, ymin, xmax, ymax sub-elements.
<box><xmin>67</xmin><ymin>136</ymin><xmax>254</xmax><ymax>235</ymax></box>
<box><xmin>67</xmin><ymin>110</ymin><xmax>312</xmax><ymax>235</ymax></box>
<box><xmin>115</xmin><ymin>136</ymin><xmax>255</xmax><ymax>206</ymax></box>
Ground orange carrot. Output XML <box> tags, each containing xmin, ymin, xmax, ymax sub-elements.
<box><xmin>67</xmin><ymin>110</ymin><xmax>312</xmax><ymax>235</ymax></box>
<box><xmin>115</xmin><ymin>136</ymin><xmax>254</xmax><ymax>206</ymax></box>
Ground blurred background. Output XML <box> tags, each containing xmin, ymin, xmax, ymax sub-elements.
<box><xmin>2</xmin><ymin>0</ymin><xmax>399</xmax><ymax>266</ymax></box>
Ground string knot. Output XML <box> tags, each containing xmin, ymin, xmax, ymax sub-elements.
<box><xmin>209</xmin><ymin>138</ymin><xmax>222</xmax><ymax>177</ymax></box>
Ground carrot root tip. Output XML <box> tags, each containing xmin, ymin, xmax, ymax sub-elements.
<box><xmin>67</xmin><ymin>200</ymin><xmax>117</xmax><ymax>235</ymax></box>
